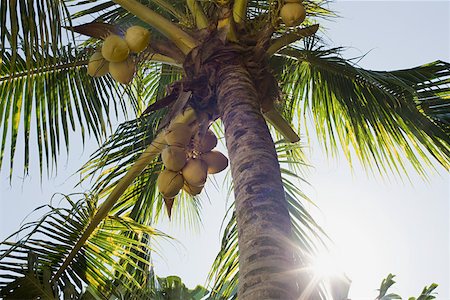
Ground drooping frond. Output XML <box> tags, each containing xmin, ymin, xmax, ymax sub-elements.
<box><xmin>0</xmin><ymin>194</ymin><xmax>167</xmax><ymax>298</ymax></box>
<box><xmin>0</xmin><ymin>45</ymin><xmax>124</xmax><ymax>176</ymax></box>
<box><xmin>69</xmin><ymin>0</ymin><xmax>190</xmax><ymax>27</ymax></box>
<box><xmin>274</xmin><ymin>46</ymin><xmax>450</xmax><ymax>176</ymax></box>
<box><xmin>0</xmin><ymin>0</ymin><xmax>72</xmax><ymax>63</ymax></box>
<box><xmin>207</xmin><ymin>141</ymin><xmax>328</xmax><ymax>299</ymax></box>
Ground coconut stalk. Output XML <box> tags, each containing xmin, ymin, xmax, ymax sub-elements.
<box><xmin>263</xmin><ymin>107</ymin><xmax>300</xmax><ymax>143</ymax></box>
<box><xmin>233</xmin><ymin>0</ymin><xmax>248</xmax><ymax>24</ymax></box>
<box><xmin>267</xmin><ymin>24</ymin><xmax>319</xmax><ymax>56</ymax></box>
<box><xmin>113</xmin><ymin>0</ymin><xmax>197</xmax><ymax>54</ymax></box>
<box><xmin>186</xmin><ymin>0</ymin><xmax>209</xmax><ymax>29</ymax></box>
<box><xmin>143</xmin><ymin>53</ymin><xmax>181</xmax><ymax>67</ymax></box>
<box><xmin>51</xmin><ymin>108</ymin><xmax>196</xmax><ymax>283</ymax></box>
<box><xmin>217</xmin><ymin>7</ymin><xmax>238</xmax><ymax>42</ymax></box>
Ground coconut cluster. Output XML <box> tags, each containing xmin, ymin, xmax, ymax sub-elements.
<box><xmin>87</xmin><ymin>25</ymin><xmax>151</xmax><ymax>84</ymax></box>
<box><xmin>157</xmin><ymin>120</ymin><xmax>228</xmax><ymax>201</ymax></box>
<box><xmin>280</xmin><ymin>0</ymin><xmax>306</xmax><ymax>27</ymax></box>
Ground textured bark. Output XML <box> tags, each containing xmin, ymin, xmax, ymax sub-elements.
<box><xmin>217</xmin><ymin>64</ymin><xmax>297</xmax><ymax>300</ymax></box>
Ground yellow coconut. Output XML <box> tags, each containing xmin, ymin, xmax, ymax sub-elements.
<box><xmin>87</xmin><ymin>51</ymin><xmax>109</xmax><ymax>77</ymax></box>
<box><xmin>201</xmin><ymin>151</ymin><xmax>228</xmax><ymax>174</ymax></box>
<box><xmin>183</xmin><ymin>182</ymin><xmax>203</xmax><ymax>196</ymax></box>
<box><xmin>280</xmin><ymin>3</ymin><xmax>306</xmax><ymax>27</ymax></box>
<box><xmin>109</xmin><ymin>58</ymin><xmax>136</xmax><ymax>84</ymax></box>
<box><xmin>157</xmin><ymin>169</ymin><xmax>184</xmax><ymax>198</ymax></box>
<box><xmin>198</xmin><ymin>129</ymin><xmax>218</xmax><ymax>153</ymax></box>
<box><xmin>182</xmin><ymin>159</ymin><xmax>208</xmax><ymax>187</ymax></box>
<box><xmin>161</xmin><ymin>146</ymin><xmax>187</xmax><ymax>172</ymax></box>
<box><xmin>125</xmin><ymin>25</ymin><xmax>151</xmax><ymax>53</ymax></box>
<box><xmin>101</xmin><ymin>34</ymin><xmax>130</xmax><ymax>62</ymax></box>
<box><xmin>165</xmin><ymin>123</ymin><xmax>193</xmax><ymax>147</ymax></box>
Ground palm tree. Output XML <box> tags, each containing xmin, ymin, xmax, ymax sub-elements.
<box><xmin>0</xmin><ymin>0</ymin><xmax>449</xmax><ymax>299</ymax></box>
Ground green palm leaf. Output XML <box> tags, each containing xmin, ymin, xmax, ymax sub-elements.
<box><xmin>274</xmin><ymin>45</ymin><xmax>450</xmax><ymax>176</ymax></box>
<box><xmin>0</xmin><ymin>45</ymin><xmax>126</xmax><ymax>176</ymax></box>
<box><xmin>69</xmin><ymin>0</ymin><xmax>190</xmax><ymax>28</ymax></box>
<box><xmin>0</xmin><ymin>0</ymin><xmax>72</xmax><ymax>64</ymax></box>
<box><xmin>0</xmin><ymin>194</ymin><xmax>167</xmax><ymax>298</ymax></box>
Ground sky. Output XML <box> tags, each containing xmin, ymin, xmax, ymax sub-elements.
<box><xmin>0</xmin><ymin>1</ymin><xmax>449</xmax><ymax>299</ymax></box>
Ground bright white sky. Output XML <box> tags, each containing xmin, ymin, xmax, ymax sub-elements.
<box><xmin>0</xmin><ymin>1</ymin><xmax>449</xmax><ymax>299</ymax></box>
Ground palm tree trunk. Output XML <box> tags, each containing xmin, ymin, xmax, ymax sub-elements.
<box><xmin>217</xmin><ymin>64</ymin><xmax>297</xmax><ymax>300</ymax></box>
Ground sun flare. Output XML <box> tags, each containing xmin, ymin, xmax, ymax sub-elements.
<box><xmin>312</xmin><ymin>251</ymin><xmax>345</xmax><ymax>279</ymax></box>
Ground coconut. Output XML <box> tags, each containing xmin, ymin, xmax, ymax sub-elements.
<box><xmin>280</xmin><ymin>3</ymin><xmax>306</xmax><ymax>27</ymax></box>
<box><xmin>201</xmin><ymin>151</ymin><xmax>228</xmax><ymax>174</ymax></box>
<box><xmin>161</xmin><ymin>146</ymin><xmax>187</xmax><ymax>171</ymax></box>
<box><xmin>198</xmin><ymin>129</ymin><xmax>218</xmax><ymax>153</ymax></box>
<box><xmin>125</xmin><ymin>25</ymin><xmax>151</xmax><ymax>53</ymax></box>
<box><xmin>165</xmin><ymin>123</ymin><xmax>193</xmax><ymax>147</ymax></box>
<box><xmin>87</xmin><ymin>51</ymin><xmax>109</xmax><ymax>77</ymax></box>
<box><xmin>101</xmin><ymin>34</ymin><xmax>130</xmax><ymax>62</ymax></box>
<box><xmin>109</xmin><ymin>58</ymin><xmax>136</xmax><ymax>84</ymax></box>
<box><xmin>174</xmin><ymin>107</ymin><xmax>197</xmax><ymax>125</ymax></box>
<box><xmin>182</xmin><ymin>159</ymin><xmax>208</xmax><ymax>187</ymax></box>
<box><xmin>183</xmin><ymin>182</ymin><xmax>203</xmax><ymax>196</ymax></box>
<box><xmin>157</xmin><ymin>169</ymin><xmax>184</xmax><ymax>198</ymax></box>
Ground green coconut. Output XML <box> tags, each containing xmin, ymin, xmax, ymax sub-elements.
<box><xmin>198</xmin><ymin>129</ymin><xmax>218</xmax><ymax>153</ymax></box>
<box><xmin>87</xmin><ymin>51</ymin><xmax>109</xmax><ymax>77</ymax></box>
<box><xmin>109</xmin><ymin>58</ymin><xmax>135</xmax><ymax>84</ymax></box>
<box><xmin>161</xmin><ymin>146</ymin><xmax>187</xmax><ymax>172</ymax></box>
<box><xmin>182</xmin><ymin>159</ymin><xmax>208</xmax><ymax>187</ymax></box>
<box><xmin>101</xmin><ymin>34</ymin><xmax>130</xmax><ymax>62</ymax></box>
<box><xmin>125</xmin><ymin>25</ymin><xmax>151</xmax><ymax>53</ymax></box>
<box><xmin>280</xmin><ymin>2</ymin><xmax>306</xmax><ymax>27</ymax></box>
<box><xmin>201</xmin><ymin>151</ymin><xmax>228</xmax><ymax>174</ymax></box>
<box><xmin>157</xmin><ymin>169</ymin><xmax>184</xmax><ymax>198</ymax></box>
<box><xmin>165</xmin><ymin>123</ymin><xmax>193</xmax><ymax>147</ymax></box>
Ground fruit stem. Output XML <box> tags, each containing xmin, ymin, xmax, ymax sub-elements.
<box><xmin>186</xmin><ymin>0</ymin><xmax>209</xmax><ymax>29</ymax></box>
<box><xmin>51</xmin><ymin>107</ymin><xmax>197</xmax><ymax>283</ymax></box>
<box><xmin>233</xmin><ymin>0</ymin><xmax>248</xmax><ymax>24</ymax></box>
<box><xmin>143</xmin><ymin>53</ymin><xmax>182</xmax><ymax>67</ymax></box>
<box><xmin>267</xmin><ymin>24</ymin><xmax>319</xmax><ymax>56</ymax></box>
<box><xmin>262</xmin><ymin>107</ymin><xmax>300</xmax><ymax>143</ymax></box>
<box><xmin>113</xmin><ymin>0</ymin><xmax>198</xmax><ymax>54</ymax></box>
<box><xmin>217</xmin><ymin>11</ymin><xmax>238</xmax><ymax>42</ymax></box>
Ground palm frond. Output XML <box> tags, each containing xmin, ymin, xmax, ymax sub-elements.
<box><xmin>0</xmin><ymin>0</ymin><xmax>73</xmax><ymax>63</ymax></box>
<box><xmin>376</xmin><ymin>274</ymin><xmax>438</xmax><ymax>300</ymax></box>
<box><xmin>274</xmin><ymin>45</ymin><xmax>450</xmax><ymax>176</ymax></box>
<box><xmin>69</xmin><ymin>0</ymin><xmax>190</xmax><ymax>27</ymax></box>
<box><xmin>0</xmin><ymin>194</ymin><xmax>167</xmax><ymax>298</ymax></box>
<box><xmin>0</xmin><ymin>45</ymin><xmax>125</xmax><ymax>176</ymax></box>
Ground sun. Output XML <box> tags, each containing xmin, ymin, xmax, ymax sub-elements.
<box><xmin>312</xmin><ymin>251</ymin><xmax>344</xmax><ymax>278</ymax></box>
<box><xmin>307</xmin><ymin>250</ymin><xmax>352</xmax><ymax>299</ymax></box>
